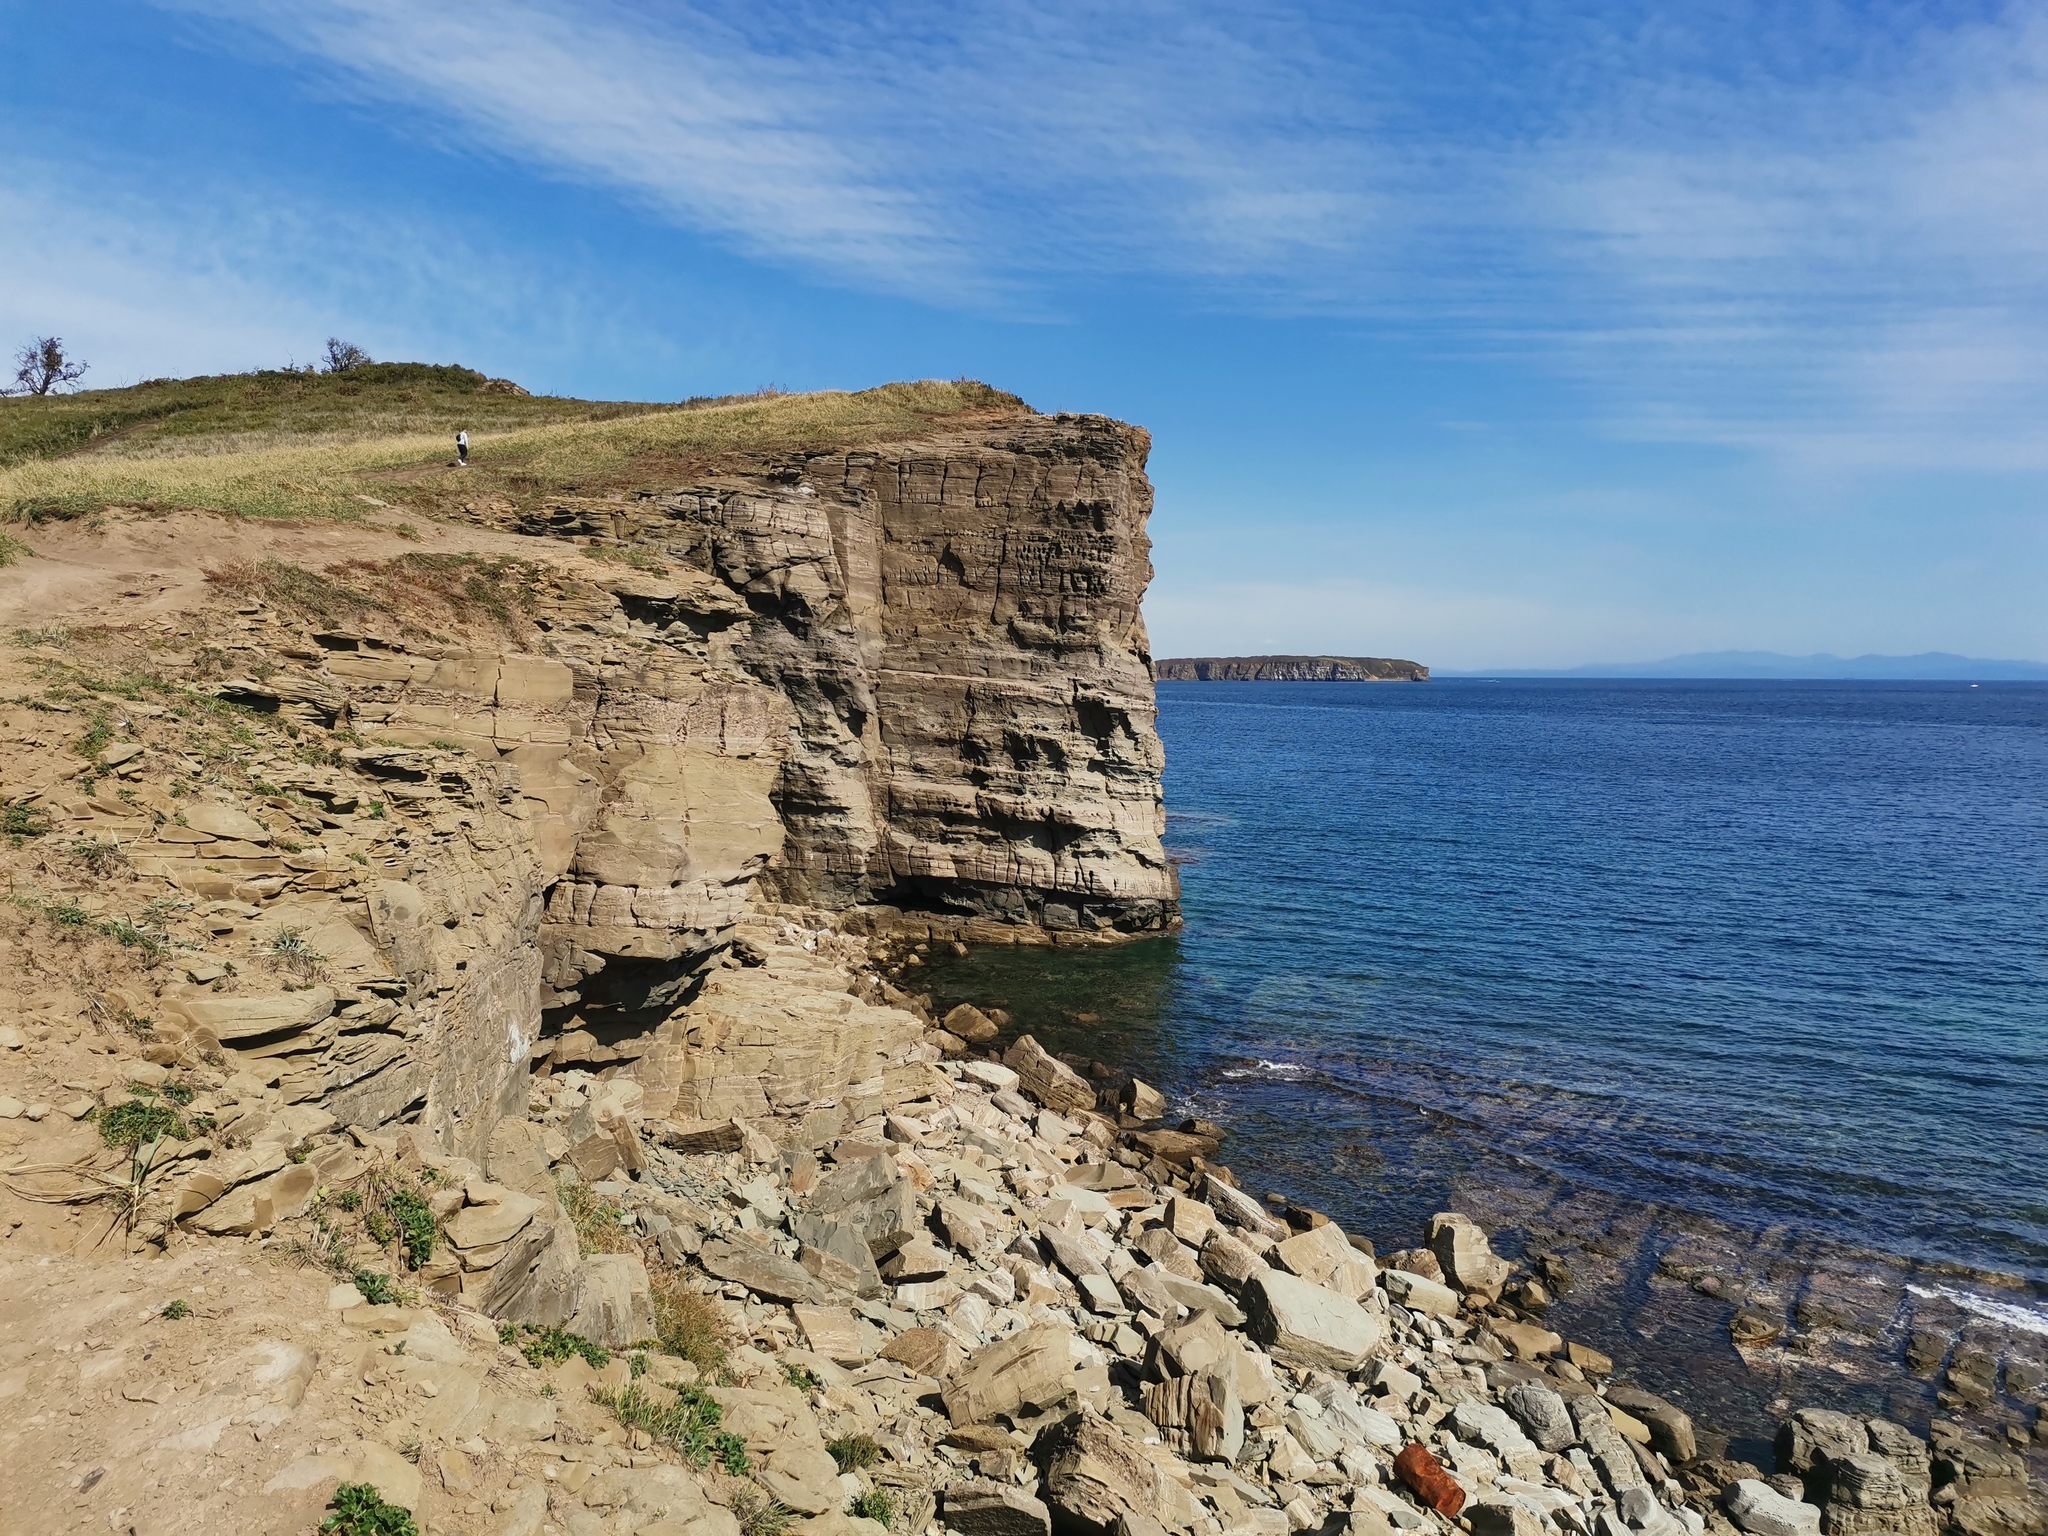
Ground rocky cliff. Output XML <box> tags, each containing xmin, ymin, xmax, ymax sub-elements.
<box><xmin>504</xmin><ymin>413</ymin><xmax>1178</xmax><ymax>937</ymax></box>
<box><xmin>1156</xmin><ymin>655</ymin><xmax>1429</xmax><ymax>682</ymax></box>
<box><xmin>0</xmin><ymin>379</ymin><xmax>1176</xmax><ymax>1170</ymax></box>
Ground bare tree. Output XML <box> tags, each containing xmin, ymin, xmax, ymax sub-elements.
<box><xmin>322</xmin><ymin>338</ymin><xmax>371</xmax><ymax>374</ymax></box>
<box><xmin>7</xmin><ymin>336</ymin><xmax>89</xmax><ymax>396</ymax></box>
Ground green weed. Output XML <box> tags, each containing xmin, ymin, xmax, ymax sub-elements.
<box><xmin>847</xmin><ymin>1489</ymin><xmax>896</xmax><ymax>1528</ymax></box>
<box><xmin>99</xmin><ymin>1097</ymin><xmax>185</xmax><ymax>1149</ymax></box>
<box><xmin>160</xmin><ymin>1299</ymin><xmax>191</xmax><ymax>1320</ymax></box>
<box><xmin>320</xmin><ymin>1481</ymin><xmax>417</xmax><ymax>1536</ymax></box>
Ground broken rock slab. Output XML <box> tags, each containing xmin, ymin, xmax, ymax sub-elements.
<box><xmin>1243</xmin><ymin>1269</ymin><xmax>1383</xmax><ymax>1373</ymax></box>
<box><xmin>700</xmin><ymin>1237</ymin><xmax>823</xmax><ymax>1304</ymax></box>
<box><xmin>943</xmin><ymin>1325</ymin><xmax>1078</xmax><ymax>1426</ymax></box>
<box><xmin>944</xmin><ymin>1481</ymin><xmax>1054</xmax><ymax>1536</ymax></box>
<box><xmin>1002</xmin><ymin>1035</ymin><xmax>1097</xmax><ymax>1115</ymax></box>
<box><xmin>1725</xmin><ymin>1480</ymin><xmax>1823</xmax><ymax>1536</ymax></box>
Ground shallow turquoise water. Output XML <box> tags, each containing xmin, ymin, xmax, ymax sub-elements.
<box><xmin>924</xmin><ymin>679</ymin><xmax>2048</xmax><ymax>1288</ymax></box>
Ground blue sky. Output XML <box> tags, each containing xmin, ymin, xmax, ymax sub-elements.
<box><xmin>4</xmin><ymin>1</ymin><xmax>2046</xmax><ymax>669</ymax></box>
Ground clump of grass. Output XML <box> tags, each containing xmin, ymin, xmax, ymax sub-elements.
<box><xmin>828</xmin><ymin>1434</ymin><xmax>882</xmax><ymax>1473</ymax></box>
<box><xmin>0</xmin><ymin>531</ymin><xmax>33</xmax><ymax>566</ymax></box>
<box><xmin>160</xmin><ymin>1299</ymin><xmax>191</xmax><ymax>1320</ymax></box>
<box><xmin>593</xmin><ymin>1381</ymin><xmax>746</xmax><ymax>1471</ymax></box>
<box><xmin>263</xmin><ymin>924</ymin><xmax>328</xmax><ymax>981</ymax></box>
<box><xmin>847</xmin><ymin>1489</ymin><xmax>896</xmax><ymax>1528</ymax></box>
<box><xmin>511</xmin><ymin>1324</ymin><xmax>610</xmax><ymax>1370</ymax></box>
<box><xmin>69</xmin><ymin>838</ymin><xmax>126</xmax><ymax>877</ymax></box>
<box><xmin>732</xmin><ymin>1488</ymin><xmax>795</xmax><ymax>1536</ymax></box>
<box><xmin>652</xmin><ymin>1266</ymin><xmax>731</xmax><ymax>1378</ymax></box>
<box><xmin>320</xmin><ymin>1481</ymin><xmax>417</xmax><ymax>1536</ymax></box>
<box><xmin>561</xmin><ymin>1179</ymin><xmax>635</xmax><ymax>1256</ymax></box>
<box><xmin>75</xmin><ymin>716</ymin><xmax>113</xmax><ymax>759</ymax></box>
<box><xmin>99</xmin><ymin>1097</ymin><xmax>185</xmax><ymax>1149</ymax></box>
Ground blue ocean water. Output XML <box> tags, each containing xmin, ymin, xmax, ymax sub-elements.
<box><xmin>926</xmin><ymin>679</ymin><xmax>2048</xmax><ymax>1287</ymax></box>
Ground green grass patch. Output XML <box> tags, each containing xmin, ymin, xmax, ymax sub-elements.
<box><xmin>512</xmin><ymin>1324</ymin><xmax>611</xmax><ymax>1370</ymax></box>
<box><xmin>592</xmin><ymin>1381</ymin><xmax>747</xmax><ymax>1472</ymax></box>
<box><xmin>99</xmin><ymin>1097</ymin><xmax>185</xmax><ymax>1149</ymax></box>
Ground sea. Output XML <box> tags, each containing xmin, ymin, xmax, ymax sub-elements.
<box><xmin>921</xmin><ymin>679</ymin><xmax>2048</xmax><ymax>1440</ymax></box>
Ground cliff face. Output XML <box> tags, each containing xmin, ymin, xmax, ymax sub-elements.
<box><xmin>517</xmin><ymin>414</ymin><xmax>1179</xmax><ymax>937</ymax></box>
<box><xmin>0</xmin><ymin>394</ymin><xmax>1176</xmax><ymax>1166</ymax></box>
<box><xmin>1155</xmin><ymin>654</ymin><xmax>1429</xmax><ymax>682</ymax></box>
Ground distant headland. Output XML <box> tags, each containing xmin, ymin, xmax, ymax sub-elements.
<box><xmin>1154</xmin><ymin>654</ymin><xmax>1430</xmax><ymax>682</ymax></box>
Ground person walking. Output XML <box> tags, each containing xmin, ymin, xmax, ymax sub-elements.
<box><xmin>456</xmin><ymin>428</ymin><xmax>470</xmax><ymax>467</ymax></box>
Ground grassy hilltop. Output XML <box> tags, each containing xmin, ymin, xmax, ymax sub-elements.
<box><xmin>0</xmin><ymin>363</ymin><xmax>1029</xmax><ymax>527</ymax></box>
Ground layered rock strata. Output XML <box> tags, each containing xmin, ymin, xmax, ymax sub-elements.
<box><xmin>504</xmin><ymin>415</ymin><xmax>1179</xmax><ymax>934</ymax></box>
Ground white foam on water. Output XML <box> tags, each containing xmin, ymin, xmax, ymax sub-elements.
<box><xmin>1907</xmin><ymin>1283</ymin><xmax>2048</xmax><ymax>1337</ymax></box>
<box><xmin>1221</xmin><ymin>1059</ymin><xmax>1307</xmax><ymax>1080</ymax></box>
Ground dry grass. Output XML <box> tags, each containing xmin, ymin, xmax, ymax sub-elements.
<box><xmin>2</xmin><ymin>376</ymin><xmax>1028</xmax><ymax>526</ymax></box>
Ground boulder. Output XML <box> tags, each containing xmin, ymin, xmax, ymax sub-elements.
<box><xmin>1500</xmin><ymin>1381</ymin><xmax>1576</xmax><ymax>1453</ymax></box>
<box><xmin>700</xmin><ymin>1237</ymin><xmax>822</xmax><ymax>1303</ymax></box>
<box><xmin>1725</xmin><ymin>1480</ymin><xmax>1823</xmax><ymax>1536</ymax></box>
<box><xmin>1274</xmin><ymin>1221</ymin><xmax>1375</xmax><ymax>1296</ymax></box>
<box><xmin>944</xmin><ymin>1005</ymin><xmax>1001</xmax><ymax>1044</ymax></box>
<box><xmin>880</xmin><ymin>1327</ymin><xmax>959</xmax><ymax>1380</ymax></box>
<box><xmin>173</xmin><ymin>986</ymin><xmax>336</xmax><ymax>1044</ymax></box>
<box><xmin>1041</xmin><ymin>1412</ymin><xmax>1188</xmax><ymax>1536</ymax></box>
<box><xmin>445</xmin><ymin>1190</ymin><xmax>542</xmax><ymax>1251</ymax></box>
<box><xmin>943</xmin><ymin>1325</ymin><xmax>1077</xmax><ymax>1426</ymax></box>
<box><xmin>475</xmin><ymin>1214</ymin><xmax>584</xmax><ymax>1328</ymax></box>
<box><xmin>1141</xmin><ymin>1363</ymin><xmax>1243</xmax><ymax>1462</ymax></box>
<box><xmin>1428</xmin><ymin>1212</ymin><xmax>1511</xmax><ymax>1300</ymax></box>
<box><xmin>1202</xmin><ymin>1174</ymin><xmax>1288</xmax><ymax>1241</ymax></box>
<box><xmin>568</xmin><ymin>1253</ymin><xmax>655</xmax><ymax>1348</ymax></box>
<box><xmin>1002</xmin><ymin>1035</ymin><xmax>1096</xmax><ymax>1115</ymax></box>
<box><xmin>1120</xmin><ymin>1079</ymin><xmax>1168</xmax><ymax>1121</ymax></box>
<box><xmin>1243</xmin><ymin>1270</ymin><xmax>1382</xmax><ymax>1373</ymax></box>
<box><xmin>1605</xmin><ymin>1383</ymin><xmax>1697</xmax><ymax>1465</ymax></box>
<box><xmin>1488</xmin><ymin>1319</ymin><xmax>1564</xmax><ymax>1361</ymax></box>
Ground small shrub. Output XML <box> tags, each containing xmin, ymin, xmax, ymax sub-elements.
<box><xmin>652</xmin><ymin>1266</ymin><xmax>731</xmax><ymax>1377</ymax></box>
<box><xmin>384</xmin><ymin>1186</ymin><xmax>435</xmax><ymax>1269</ymax></box>
<box><xmin>333</xmin><ymin>1189</ymin><xmax>361</xmax><ymax>1212</ymax></box>
<box><xmin>847</xmin><ymin>1489</ymin><xmax>896</xmax><ymax>1529</ymax></box>
<box><xmin>827</xmin><ymin>1434</ymin><xmax>882</xmax><ymax>1473</ymax></box>
<box><xmin>160</xmin><ymin>1299</ymin><xmax>191</xmax><ymax>1320</ymax></box>
<box><xmin>320</xmin><ymin>1481</ymin><xmax>416</xmax><ymax>1536</ymax></box>
<box><xmin>352</xmin><ymin>1268</ymin><xmax>398</xmax><ymax>1305</ymax></box>
<box><xmin>99</xmin><ymin>1097</ymin><xmax>185</xmax><ymax>1149</ymax></box>
<box><xmin>718</xmin><ymin>1431</ymin><xmax>751</xmax><ymax>1477</ymax></box>
<box><xmin>787</xmin><ymin>1362</ymin><xmax>821</xmax><ymax>1394</ymax></box>
<box><xmin>1</xmin><ymin>800</ymin><xmax>50</xmax><ymax>838</ymax></box>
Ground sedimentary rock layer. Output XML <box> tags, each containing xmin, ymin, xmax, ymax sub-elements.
<box><xmin>518</xmin><ymin>414</ymin><xmax>1180</xmax><ymax>934</ymax></box>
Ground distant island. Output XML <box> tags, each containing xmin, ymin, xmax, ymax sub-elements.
<box><xmin>1155</xmin><ymin>654</ymin><xmax>1430</xmax><ymax>682</ymax></box>
<box><xmin>1444</xmin><ymin>650</ymin><xmax>2048</xmax><ymax>681</ymax></box>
